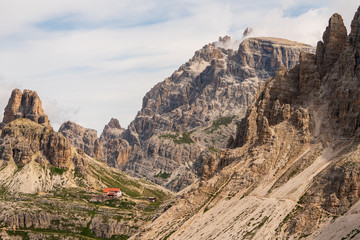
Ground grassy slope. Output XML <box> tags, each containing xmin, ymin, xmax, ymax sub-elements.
<box><xmin>0</xmin><ymin>160</ymin><xmax>172</xmax><ymax>239</ymax></box>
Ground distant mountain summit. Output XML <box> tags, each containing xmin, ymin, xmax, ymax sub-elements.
<box><xmin>125</xmin><ymin>36</ymin><xmax>313</xmax><ymax>145</ymax></box>
<box><xmin>120</xmin><ymin>36</ymin><xmax>314</xmax><ymax>191</ymax></box>
<box><xmin>3</xmin><ymin>89</ymin><xmax>50</xmax><ymax>126</ymax></box>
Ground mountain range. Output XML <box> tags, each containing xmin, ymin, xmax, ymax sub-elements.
<box><xmin>58</xmin><ymin>35</ymin><xmax>313</xmax><ymax>192</ymax></box>
<box><xmin>1</xmin><ymin>5</ymin><xmax>360</xmax><ymax>240</ymax></box>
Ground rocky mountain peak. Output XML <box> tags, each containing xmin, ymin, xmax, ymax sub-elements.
<box><xmin>59</xmin><ymin>121</ymin><xmax>102</xmax><ymax>160</ymax></box>
<box><xmin>2</xmin><ymin>89</ymin><xmax>50</xmax><ymax>126</ymax></box>
<box><xmin>120</xmin><ymin>35</ymin><xmax>314</xmax><ymax>191</ymax></box>
<box><xmin>323</xmin><ymin>13</ymin><xmax>347</xmax><ymax>46</ymax></box>
<box><xmin>214</xmin><ymin>35</ymin><xmax>241</xmax><ymax>50</ymax></box>
<box><xmin>99</xmin><ymin>118</ymin><xmax>130</xmax><ymax>168</ymax></box>
<box><xmin>107</xmin><ymin>118</ymin><xmax>122</xmax><ymax>129</ymax></box>
<box><xmin>136</xmin><ymin>7</ymin><xmax>360</xmax><ymax>239</ymax></box>
<box><xmin>316</xmin><ymin>13</ymin><xmax>347</xmax><ymax>76</ymax></box>
<box><xmin>128</xmin><ymin>37</ymin><xmax>313</xmax><ymax>144</ymax></box>
<box><xmin>218</xmin><ymin>35</ymin><xmax>231</xmax><ymax>43</ymax></box>
<box><xmin>191</xmin><ymin>43</ymin><xmax>226</xmax><ymax>63</ymax></box>
<box><xmin>100</xmin><ymin>118</ymin><xmax>125</xmax><ymax>141</ymax></box>
<box><xmin>349</xmin><ymin>6</ymin><xmax>360</xmax><ymax>49</ymax></box>
<box><xmin>238</xmin><ymin>37</ymin><xmax>314</xmax><ymax>70</ymax></box>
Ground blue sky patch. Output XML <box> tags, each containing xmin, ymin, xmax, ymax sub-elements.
<box><xmin>283</xmin><ymin>3</ymin><xmax>324</xmax><ymax>18</ymax></box>
<box><xmin>35</xmin><ymin>14</ymin><xmax>91</xmax><ymax>31</ymax></box>
<box><xmin>35</xmin><ymin>3</ymin><xmax>192</xmax><ymax>32</ymax></box>
<box><xmin>35</xmin><ymin>14</ymin><xmax>174</xmax><ymax>31</ymax></box>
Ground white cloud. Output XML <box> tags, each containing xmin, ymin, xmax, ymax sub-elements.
<box><xmin>0</xmin><ymin>0</ymin><xmax>358</xmax><ymax>133</ymax></box>
<box><xmin>247</xmin><ymin>8</ymin><xmax>330</xmax><ymax>45</ymax></box>
<box><xmin>42</xmin><ymin>97</ymin><xmax>81</xmax><ymax>131</ymax></box>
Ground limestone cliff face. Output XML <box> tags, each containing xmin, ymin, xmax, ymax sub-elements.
<box><xmin>316</xmin><ymin>13</ymin><xmax>347</xmax><ymax>77</ymax></box>
<box><xmin>120</xmin><ymin>37</ymin><xmax>313</xmax><ymax>191</ymax></box>
<box><xmin>0</xmin><ymin>119</ymin><xmax>72</xmax><ymax>169</ymax></box>
<box><xmin>56</xmin><ymin>37</ymin><xmax>311</xmax><ymax>191</ymax></box>
<box><xmin>59</xmin><ymin>121</ymin><xmax>102</xmax><ymax>160</ymax></box>
<box><xmin>3</xmin><ymin>89</ymin><xmax>50</xmax><ymax>126</ymax></box>
<box><xmin>100</xmin><ymin>118</ymin><xmax>131</xmax><ymax>168</ymax></box>
<box><xmin>126</xmin><ymin>37</ymin><xmax>313</xmax><ymax>145</ymax></box>
<box><xmin>59</xmin><ymin>118</ymin><xmax>132</xmax><ymax>169</ymax></box>
<box><xmin>100</xmin><ymin>118</ymin><xmax>124</xmax><ymax>141</ymax></box>
<box><xmin>133</xmin><ymin>8</ymin><xmax>360</xmax><ymax>240</ymax></box>
<box><xmin>0</xmin><ymin>118</ymin><xmax>88</xmax><ymax>194</ymax></box>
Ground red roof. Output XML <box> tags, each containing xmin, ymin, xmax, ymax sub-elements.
<box><xmin>108</xmin><ymin>192</ymin><xmax>115</xmax><ymax>196</ymax></box>
<box><xmin>103</xmin><ymin>188</ymin><xmax>121</xmax><ymax>193</ymax></box>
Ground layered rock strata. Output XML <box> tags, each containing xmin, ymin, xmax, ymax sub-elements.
<box><xmin>132</xmin><ymin>9</ymin><xmax>360</xmax><ymax>240</ymax></box>
<box><xmin>58</xmin><ymin>37</ymin><xmax>313</xmax><ymax>191</ymax></box>
<box><xmin>99</xmin><ymin>118</ymin><xmax>132</xmax><ymax>168</ymax></box>
<box><xmin>0</xmin><ymin>118</ymin><xmax>72</xmax><ymax>169</ymax></box>
<box><xmin>59</xmin><ymin>118</ymin><xmax>132</xmax><ymax>169</ymax></box>
<box><xmin>121</xmin><ymin>37</ymin><xmax>313</xmax><ymax>191</ymax></box>
<box><xmin>125</xmin><ymin>37</ymin><xmax>314</xmax><ymax>145</ymax></box>
<box><xmin>59</xmin><ymin>121</ymin><xmax>102</xmax><ymax>160</ymax></box>
<box><xmin>3</xmin><ymin>89</ymin><xmax>50</xmax><ymax>126</ymax></box>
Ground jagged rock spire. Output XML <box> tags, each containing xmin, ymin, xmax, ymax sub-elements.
<box><xmin>315</xmin><ymin>13</ymin><xmax>347</xmax><ymax>76</ymax></box>
<box><xmin>349</xmin><ymin>6</ymin><xmax>360</xmax><ymax>49</ymax></box>
<box><xmin>3</xmin><ymin>89</ymin><xmax>50</xmax><ymax>126</ymax></box>
<box><xmin>107</xmin><ymin>118</ymin><xmax>122</xmax><ymax>129</ymax></box>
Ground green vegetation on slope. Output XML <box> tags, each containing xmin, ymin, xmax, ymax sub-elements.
<box><xmin>0</xmin><ymin>159</ymin><xmax>172</xmax><ymax>239</ymax></box>
<box><xmin>208</xmin><ymin>146</ymin><xmax>219</xmax><ymax>153</ymax></box>
<box><xmin>49</xmin><ymin>166</ymin><xmax>67</xmax><ymax>175</ymax></box>
<box><xmin>159</xmin><ymin>131</ymin><xmax>194</xmax><ymax>144</ymax></box>
<box><xmin>87</xmin><ymin>161</ymin><xmax>169</xmax><ymax>201</ymax></box>
<box><xmin>154</xmin><ymin>171</ymin><xmax>172</xmax><ymax>179</ymax></box>
<box><xmin>205</xmin><ymin>116</ymin><xmax>236</xmax><ymax>134</ymax></box>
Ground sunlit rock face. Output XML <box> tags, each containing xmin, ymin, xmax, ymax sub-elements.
<box><xmin>121</xmin><ymin>36</ymin><xmax>313</xmax><ymax>191</ymax></box>
<box><xmin>133</xmin><ymin>8</ymin><xmax>360</xmax><ymax>240</ymax></box>
<box><xmin>3</xmin><ymin>89</ymin><xmax>50</xmax><ymax>126</ymax></box>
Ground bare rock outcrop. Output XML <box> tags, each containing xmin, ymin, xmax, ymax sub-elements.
<box><xmin>125</xmin><ymin>37</ymin><xmax>313</xmax><ymax>146</ymax></box>
<box><xmin>90</xmin><ymin>216</ymin><xmax>135</xmax><ymax>239</ymax></box>
<box><xmin>121</xmin><ymin>37</ymin><xmax>313</xmax><ymax>191</ymax></box>
<box><xmin>134</xmin><ymin>7</ymin><xmax>360</xmax><ymax>240</ymax></box>
<box><xmin>100</xmin><ymin>118</ymin><xmax>124</xmax><ymax>141</ymax></box>
<box><xmin>99</xmin><ymin>118</ymin><xmax>131</xmax><ymax>168</ymax></box>
<box><xmin>127</xmin><ymin>134</ymin><xmax>200</xmax><ymax>191</ymax></box>
<box><xmin>3</xmin><ymin>89</ymin><xmax>50</xmax><ymax>126</ymax></box>
<box><xmin>316</xmin><ymin>13</ymin><xmax>347</xmax><ymax>76</ymax></box>
<box><xmin>59</xmin><ymin>121</ymin><xmax>102</xmax><ymax>160</ymax></box>
<box><xmin>42</xmin><ymin>132</ymin><xmax>72</xmax><ymax>169</ymax></box>
<box><xmin>0</xmin><ymin>118</ymin><xmax>72</xmax><ymax>169</ymax></box>
<box><xmin>59</xmin><ymin>118</ymin><xmax>132</xmax><ymax>168</ymax></box>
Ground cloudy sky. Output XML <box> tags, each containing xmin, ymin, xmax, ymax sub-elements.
<box><xmin>0</xmin><ymin>0</ymin><xmax>358</xmax><ymax>133</ymax></box>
